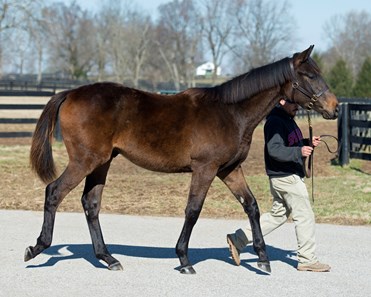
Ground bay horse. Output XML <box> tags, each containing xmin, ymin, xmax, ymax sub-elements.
<box><xmin>24</xmin><ymin>45</ymin><xmax>338</xmax><ymax>274</ymax></box>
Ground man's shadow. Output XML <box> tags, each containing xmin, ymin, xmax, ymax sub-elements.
<box><xmin>26</xmin><ymin>243</ymin><xmax>296</xmax><ymax>275</ymax></box>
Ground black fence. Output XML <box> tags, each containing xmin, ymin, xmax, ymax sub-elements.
<box><xmin>0</xmin><ymin>88</ymin><xmax>63</xmax><ymax>140</ymax></box>
<box><xmin>0</xmin><ymin>103</ymin><xmax>45</xmax><ymax>138</ymax></box>
<box><xmin>0</xmin><ymin>103</ymin><xmax>62</xmax><ymax>140</ymax></box>
<box><xmin>0</xmin><ymin>78</ymin><xmax>89</xmax><ymax>93</ymax></box>
<box><xmin>338</xmin><ymin>102</ymin><xmax>371</xmax><ymax>165</ymax></box>
<box><xmin>0</xmin><ymin>90</ymin><xmax>50</xmax><ymax>138</ymax></box>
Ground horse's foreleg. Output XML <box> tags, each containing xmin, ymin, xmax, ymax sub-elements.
<box><xmin>25</xmin><ymin>165</ymin><xmax>86</xmax><ymax>262</ymax></box>
<box><xmin>218</xmin><ymin>166</ymin><xmax>271</xmax><ymax>273</ymax></box>
<box><xmin>176</xmin><ymin>166</ymin><xmax>217</xmax><ymax>274</ymax></box>
<box><xmin>81</xmin><ymin>161</ymin><xmax>122</xmax><ymax>271</ymax></box>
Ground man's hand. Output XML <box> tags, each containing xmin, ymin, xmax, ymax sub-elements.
<box><xmin>312</xmin><ymin>136</ymin><xmax>321</xmax><ymax>147</ymax></box>
<box><xmin>301</xmin><ymin>146</ymin><xmax>314</xmax><ymax>157</ymax></box>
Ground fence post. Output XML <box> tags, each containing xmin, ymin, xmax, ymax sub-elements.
<box><xmin>338</xmin><ymin>103</ymin><xmax>350</xmax><ymax>166</ymax></box>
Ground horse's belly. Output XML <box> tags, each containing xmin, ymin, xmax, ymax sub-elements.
<box><xmin>116</xmin><ymin>137</ymin><xmax>192</xmax><ymax>173</ymax></box>
<box><xmin>122</xmin><ymin>150</ymin><xmax>192</xmax><ymax>173</ymax></box>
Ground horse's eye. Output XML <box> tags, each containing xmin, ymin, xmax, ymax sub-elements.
<box><xmin>299</xmin><ymin>71</ymin><xmax>315</xmax><ymax>79</ymax></box>
<box><xmin>306</xmin><ymin>73</ymin><xmax>316</xmax><ymax>79</ymax></box>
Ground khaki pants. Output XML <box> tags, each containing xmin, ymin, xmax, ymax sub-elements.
<box><xmin>233</xmin><ymin>174</ymin><xmax>318</xmax><ymax>265</ymax></box>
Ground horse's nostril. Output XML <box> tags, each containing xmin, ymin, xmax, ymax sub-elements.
<box><xmin>334</xmin><ymin>106</ymin><xmax>339</xmax><ymax>115</ymax></box>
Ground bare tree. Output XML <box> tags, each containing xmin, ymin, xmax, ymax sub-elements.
<box><xmin>25</xmin><ymin>7</ymin><xmax>52</xmax><ymax>82</ymax></box>
<box><xmin>156</xmin><ymin>0</ymin><xmax>203</xmax><ymax>90</ymax></box>
<box><xmin>0</xmin><ymin>0</ymin><xmax>300</xmax><ymax>88</ymax></box>
<box><xmin>200</xmin><ymin>0</ymin><xmax>234</xmax><ymax>83</ymax></box>
<box><xmin>0</xmin><ymin>0</ymin><xmax>43</xmax><ymax>77</ymax></box>
<box><xmin>0</xmin><ymin>0</ymin><xmax>42</xmax><ymax>32</ymax></box>
<box><xmin>96</xmin><ymin>1</ymin><xmax>153</xmax><ymax>87</ymax></box>
<box><xmin>323</xmin><ymin>10</ymin><xmax>371</xmax><ymax>77</ymax></box>
<box><xmin>42</xmin><ymin>2</ymin><xmax>95</xmax><ymax>79</ymax></box>
<box><xmin>103</xmin><ymin>2</ymin><xmax>135</xmax><ymax>83</ymax></box>
<box><xmin>6</xmin><ymin>27</ymin><xmax>30</xmax><ymax>74</ymax></box>
<box><xmin>229</xmin><ymin>0</ymin><xmax>295</xmax><ymax>72</ymax></box>
<box><xmin>95</xmin><ymin>2</ymin><xmax>124</xmax><ymax>82</ymax></box>
<box><xmin>124</xmin><ymin>12</ymin><xmax>153</xmax><ymax>88</ymax></box>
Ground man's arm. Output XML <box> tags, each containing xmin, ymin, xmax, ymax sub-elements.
<box><xmin>266</xmin><ymin>132</ymin><xmax>303</xmax><ymax>162</ymax></box>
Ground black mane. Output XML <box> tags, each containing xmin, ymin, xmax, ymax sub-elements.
<box><xmin>186</xmin><ymin>57</ymin><xmax>294</xmax><ymax>103</ymax></box>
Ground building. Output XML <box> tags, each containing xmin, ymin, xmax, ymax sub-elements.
<box><xmin>196</xmin><ymin>62</ymin><xmax>221</xmax><ymax>76</ymax></box>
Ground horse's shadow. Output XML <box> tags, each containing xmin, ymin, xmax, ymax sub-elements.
<box><xmin>26</xmin><ymin>243</ymin><xmax>296</xmax><ymax>275</ymax></box>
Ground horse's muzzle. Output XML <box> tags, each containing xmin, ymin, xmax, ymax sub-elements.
<box><xmin>322</xmin><ymin>104</ymin><xmax>339</xmax><ymax>120</ymax></box>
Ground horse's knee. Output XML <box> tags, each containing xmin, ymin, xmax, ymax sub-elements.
<box><xmin>242</xmin><ymin>198</ymin><xmax>260</xmax><ymax>219</ymax></box>
<box><xmin>81</xmin><ymin>196</ymin><xmax>100</xmax><ymax>220</ymax></box>
<box><xmin>184</xmin><ymin>200</ymin><xmax>202</xmax><ymax>224</ymax></box>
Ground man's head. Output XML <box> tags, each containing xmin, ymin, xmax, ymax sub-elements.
<box><xmin>279</xmin><ymin>98</ymin><xmax>299</xmax><ymax>117</ymax></box>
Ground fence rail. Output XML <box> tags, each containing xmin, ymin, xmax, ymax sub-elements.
<box><xmin>0</xmin><ymin>79</ymin><xmax>89</xmax><ymax>93</ymax></box>
<box><xmin>0</xmin><ymin>90</ymin><xmax>55</xmax><ymax>97</ymax></box>
<box><xmin>338</xmin><ymin>103</ymin><xmax>371</xmax><ymax>165</ymax></box>
<box><xmin>0</xmin><ymin>104</ymin><xmax>45</xmax><ymax>138</ymax></box>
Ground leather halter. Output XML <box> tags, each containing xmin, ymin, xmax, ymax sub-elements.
<box><xmin>289</xmin><ymin>61</ymin><xmax>329</xmax><ymax>111</ymax></box>
<box><xmin>292</xmin><ymin>81</ymin><xmax>328</xmax><ymax>111</ymax></box>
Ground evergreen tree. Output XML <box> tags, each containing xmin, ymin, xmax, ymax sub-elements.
<box><xmin>326</xmin><ymin>59</ymin><xmax>353</xmax><ymax>97</ymax></box>
<box><xmin>353</xmin><ymin>57</ymin><xmax>371</xmax><ymax>98</ymax></box>
<box><xmin>311</xmin><ymin>52</ymin><xmax>324</xmax><ymax>71</ymax></box>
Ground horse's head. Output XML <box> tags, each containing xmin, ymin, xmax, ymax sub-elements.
<box><xmin>285</xmin><ymin>45</ymin><xmax>339</xmax><ymax>119</ymax></box>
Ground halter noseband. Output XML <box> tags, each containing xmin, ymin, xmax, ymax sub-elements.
<box><xmin>289</xmin><ymin>61</ymin><xmax>328</xmax><ymax>111</ymax></box>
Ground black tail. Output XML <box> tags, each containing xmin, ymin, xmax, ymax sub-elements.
<box><xmin>30</xmin><ymin>90</ymin><xmax>69</xmax><ymax>184</ymax></box>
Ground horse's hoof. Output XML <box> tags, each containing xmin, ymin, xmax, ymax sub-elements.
<box><xmin>257</xmin><ymin>261</ymin><xmax>271</xmax><ymax>273</ymax></box>
<box><xmin>180</xmin><ymin>265</ymin><xmax>196</xmax><ymax>274</ymax></box>
<box><xmin>108</xmin><ymin>262</ymin><xmax>123</xmax><ymax>271</ymax></box>
<box><xmin>24</xmin><ymin>247</ymin><xmax>33</xmax><ymax>262</ymax></box>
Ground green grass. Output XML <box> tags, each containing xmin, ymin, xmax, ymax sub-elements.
<box><xmin>305</xmin><ymin>160</ymin><xmax>371</xmax><ymax>224</ymax></box>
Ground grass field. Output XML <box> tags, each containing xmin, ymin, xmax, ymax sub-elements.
<box><xmin>0</xmin><ymin>118</ymin><xmax>370</xmax><ymax>225</ymax></box>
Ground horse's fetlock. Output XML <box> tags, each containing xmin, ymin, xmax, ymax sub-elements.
<box><xmin>37</xmin><ymin>238</ymin><xmax>51</xmax><ymax>250</ymax></box>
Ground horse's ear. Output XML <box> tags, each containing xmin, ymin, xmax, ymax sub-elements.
<box><xmin>302</xmin><ymin>45</ymin><xmax>314</xmax><ymax>60</ymax></box>
<box><xmin>293</xmin><ymin>45</ymin><xmax>314</xmax><ymax>67</ymax></box>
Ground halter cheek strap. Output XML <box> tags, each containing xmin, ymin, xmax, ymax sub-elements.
<box><xmin>292</xmin><ymin>82</ymin><xmax>328</xmax><ymax>111</ymax></box>
<box><xmin>288</xmin><ymin>60</ymin><xmax>328</xmax><ymax>111</ymax></box>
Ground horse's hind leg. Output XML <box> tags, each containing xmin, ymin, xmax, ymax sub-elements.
<box><xmin>81</xmin><ymin>160</ymin><xmax>122</xmax><ymax>271</ymax></box>
<box><xmin>218</xmin><ymin>166</ymin><xmax>271</xmax><ymax>273</ymax></box>
<box><xmin>24</xmin><ymin>164</ymin><xmax>87</xmax><ymax>262</ymax></box>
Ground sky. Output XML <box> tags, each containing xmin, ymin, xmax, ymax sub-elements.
<box><xmin>64</xmin><ymin>0</ymin><xmax>371</xmax><ymax>53</ymax></box>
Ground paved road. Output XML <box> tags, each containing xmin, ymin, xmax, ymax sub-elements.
<box><xmin>1</xmin><ymin>210</ymin><xmax>370</xmax><ymax>297</ymax></box>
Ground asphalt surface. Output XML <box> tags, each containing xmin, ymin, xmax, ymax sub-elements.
<box><xmin>1</xmin><ymin>209</ymin><xmax>370</xmax><ymax>297</ymax></box>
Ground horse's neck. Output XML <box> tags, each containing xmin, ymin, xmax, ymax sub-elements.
<box><xmin>238</xmin><ymin>87</ymin><xmax>282</xmax><ymax>128</ymax></box>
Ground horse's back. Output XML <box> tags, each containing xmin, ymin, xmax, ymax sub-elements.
<box><xmin>59</xmin><ymin>82</ymin><xmax>195</xmax><ymax>172</ymax></box>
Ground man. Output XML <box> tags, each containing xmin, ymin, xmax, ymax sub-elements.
<box><xmin>226</xmin><ymin>98</ymin><xmax>330</xmax><ymax>272</ymax></box>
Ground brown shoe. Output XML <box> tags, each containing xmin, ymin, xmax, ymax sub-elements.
<box><xmin>297</xmin><ymin>261</ymin><xmax>331</xmax><ymax>272</ymax></box>
<box><xmin>227</xmin><ymin>234</ymin><xmax>241</xmax><ymax>266</ymax></box>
